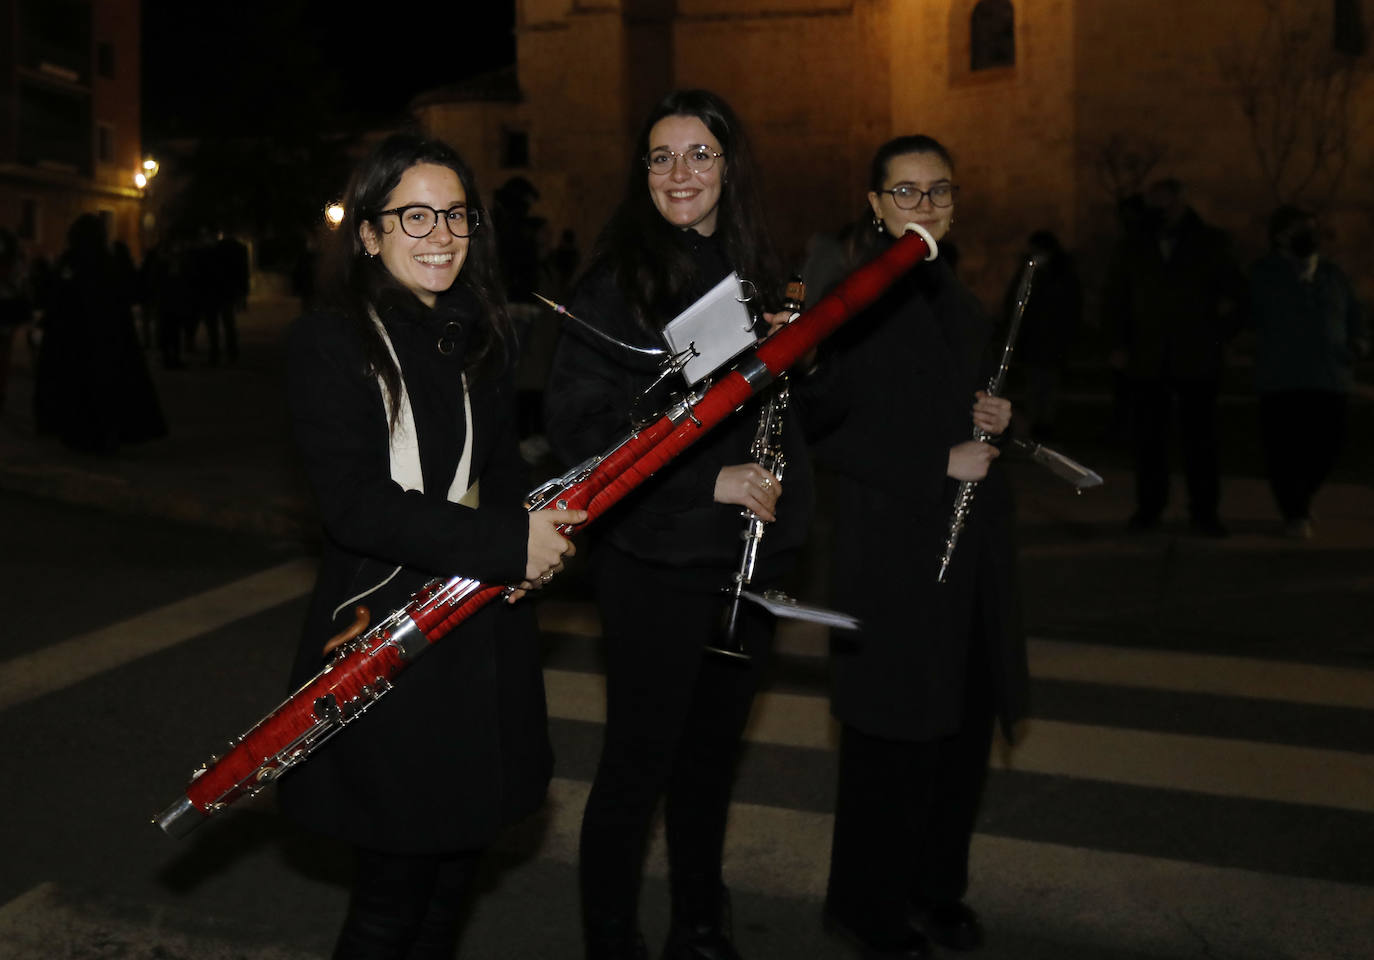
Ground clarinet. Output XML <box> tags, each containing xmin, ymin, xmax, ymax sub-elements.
<box><xmin>705</xmin><ymin>277</ymin><xmax>803</xmax><ymax>660</ymax></box>
<box><xmin>936</xmin><ymin>255</ymin><xmax>1040</xmax><ymax>583</ymax></box>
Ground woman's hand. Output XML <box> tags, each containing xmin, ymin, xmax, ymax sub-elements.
<box><xmin>761</xmin><ymin>310</ymin><xmax>818</xmax><ymax>370</ymax></box>
<box><xmin>714</xmin><ymin>463</ymin><xmax>781</xmax><ymax>521</ymax></box>
<box><xmin>513</xmin><ymin>508</ymin><xmax>587</xmax><ymax>601</ymax></box>
<box><xmin>972</xmin><ymin>391</ymin><xmax>1012</xmax><ymax>436</ymax></box>
<box><xmin>762</xmin><ymin>310</ymin><xmax>798</xmax><ymax>336</ymax></box>
<box><xmin>947</xmin><ymin>440</ymin><xmax>999</xmax><ymax>481</ymax></box>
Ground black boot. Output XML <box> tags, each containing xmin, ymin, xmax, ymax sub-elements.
<box><xmin>585</xmin><ymin>920</ymin><xmax>648</xmax><ymax>960</ymax></box>
<box><xmin>661</xmin><ymin>885</ymin><xmax>743</xmax><ymax>960</ymax></box>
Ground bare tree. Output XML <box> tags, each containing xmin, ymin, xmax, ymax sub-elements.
<box><xmin>1218</xmin><ymin>0</ymin><xmax>1371</xmax><ymax>209</ymax></box>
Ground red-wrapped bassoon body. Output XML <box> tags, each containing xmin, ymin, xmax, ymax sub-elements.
<box><xmin>154</xmin><ymin>228</ymin><xmax>935</xmax><ymax>838</ymax></box>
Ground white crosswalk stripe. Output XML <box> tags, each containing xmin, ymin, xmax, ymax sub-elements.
<box><xmin>544</xmin><ymin>668</ymin><xmax>1374</xmax><ymax>813</ymax></box>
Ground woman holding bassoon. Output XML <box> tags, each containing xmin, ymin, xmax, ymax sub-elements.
<box><xmin>279</xmin><ymin>132</ymin><xmax>583</xmax><ymax>959</ymax></box>
<box><xmin>803</xmin><ymin>135</ymin><xmax>1028</xmax><ymax>960</ymax></box>
<box><xmin>543</xmin><ymin>89</ymin><xmax>817</xmax><ymax>960</ymax></box>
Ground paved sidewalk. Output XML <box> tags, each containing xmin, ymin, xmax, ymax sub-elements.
<box><xmin>1</xmin><ymin>296</ymin><xmax>312</xmax><ymax>541</ymax></box>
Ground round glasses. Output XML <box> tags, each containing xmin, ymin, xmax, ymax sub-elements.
<box><xmin>877</xmin><ymin>183</ymin><xmax>958</xmax><ymax>209</ymax></box>
<box><xmin>376</xmin><ymin>204</ymin><xmax>481</xmax><ymax>239</ymax></box>
<box><xmin>644</xmin><ymin>146</ymin><xmax>723</xmax><ymax>176</ymax></box>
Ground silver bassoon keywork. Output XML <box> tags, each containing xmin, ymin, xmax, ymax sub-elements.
<box><xmin>936</xmin><ymin>254</ymin><xmax>1041</xmax><ymax>583</ymax></box>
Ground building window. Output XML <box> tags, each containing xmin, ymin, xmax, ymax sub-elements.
<box><xmin>971</xmin><ymin>0</ymin><xmax>1015</xmax><ymax>71</ymax></box>
<box><xmin>97</xmin><ymin>41</ymin><xmax>114</xmax><ymax>78</ymax></box>
<box><xmin>1334</xmin><ymin>0</ymin><xmax>1367</xmax><ymax>55</ymax></box>
<box><xmin>18</xmin><ymin>82</ymin><xmax>91</xmax><ymax>175</ymax></box>
<box><xmin>97</xmin><ymin>122</ymin><xmax>113</xmax><ymax>163</ymax></box>
<box><xmin>501</xmin><ymin>130</ymin><xmax>530</xmax><ymax>169</ymax></box>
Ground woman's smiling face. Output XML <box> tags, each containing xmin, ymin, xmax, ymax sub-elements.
<box><xmin>645</xmin><ymin>114</ymin><xmax>725</xmax><ymax>237</ymax></box>
<box><xmin>359</xmin><ymin>162</ymin><xmax>469</xmax><ymax>307</ymax></box>
<box><xmin>868</xmin><ymin>150</ymin><xmax>956</xmax><ymax>242</ymax></box>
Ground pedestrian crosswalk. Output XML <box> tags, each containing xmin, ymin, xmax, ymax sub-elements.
<box><xmin>4</xmin><ymin>563</ymin><xmax>1370</xmax><ymax>958</ymax></box>
<box><xmin>532</xmin><ymin>599</ymin><xmax>1374</xmax><ymax>958</ymax></box>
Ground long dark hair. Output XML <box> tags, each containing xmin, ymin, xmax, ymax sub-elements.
<box><xmin>843</xmin><ymin>134</ymin><xmax>956</xmax><ymax>267</ymax></box>
<box><xmin>589</xmin><ymin>89</ymin><xmax>781</xmax><ymax>331</ymax></box>
<box><xmin>318</xmin><ymin>133</ymin><xmax>512</xmax><ymax>418</ymax></box>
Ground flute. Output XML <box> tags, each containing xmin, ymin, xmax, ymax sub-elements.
<box><xmin>936</xmin><ymin>254</ymin><xmax>1040</xmax><ymax>583</ymax></box>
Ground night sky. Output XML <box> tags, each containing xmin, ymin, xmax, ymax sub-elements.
<box><xmin>141</xmin><ymin>0</ymin><xmax>517</xmax><ymax>139</ymax></box>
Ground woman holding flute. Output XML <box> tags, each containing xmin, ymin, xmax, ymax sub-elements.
<box><xmin>803</xmin><ymin>135</ymin><xmax>1027</xmax><ymax>959</ymax></box>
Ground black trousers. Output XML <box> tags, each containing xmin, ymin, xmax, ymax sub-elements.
<box><xmin>580</xmin><ymin>544</ymin><xmax>768</xmax><ymax>933</ymax></box>
<box><xmin>1260</xmin><ymin>390</ymin><xmax>1348</xmax><ymax>522</ymax></box>
<box><xmin>826</xmin><ymin>645</ymin><xmax>995</xmax><ymax>947</ymax></box>
<box><xmin>1131</xmin><ymin>377</ymin><xmax>1221</xmax><ymax>522</ymax></box>
<box><xmin>333</xmin><ymin>847</ymin><xmax>483</xmax><ymax>960</ymax></box>
<box><xmin>205</xmin><ymin>302</ymin><xmax>238</xmax><ymax>363</ymax></box>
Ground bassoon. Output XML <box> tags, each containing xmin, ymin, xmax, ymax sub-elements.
<box><xmin>154</xmin><ymin>225</ymin><xmax>938</xmax><ymax>839</ymax></box>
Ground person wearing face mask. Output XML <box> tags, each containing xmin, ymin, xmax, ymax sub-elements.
<box><xmin>280</xmin><ymin>133</ymin><xmax>583</xmax><ymax>959</ymax></box>
<box><xmin>1101</xmin><ymin>178</ymin><xmax>1248</xmax><ymax>537</ymax></box>
<box><xmin>802</xmin><ymin>135</ymin><xmax>1026</xmax><ymax>960</ymax></box>
<box><xmin>1249</xmin><ymin>205</ymin><xmax>1369</xmax><ymax>539</ymax></box>
<box><xmin>543</xmin><ymin>89</ymin><xmax>814</xmax><ymax>960</ymax></box>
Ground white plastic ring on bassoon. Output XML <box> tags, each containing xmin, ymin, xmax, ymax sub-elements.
<box><xmin>902</xmin><ymin>222</ymin><xmax>939</xmax><ymax>261</ymax></box>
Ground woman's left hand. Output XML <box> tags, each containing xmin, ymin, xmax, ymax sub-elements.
<box><xmin>762</xmin><ymin>310</ymin><xmax>798</xmax><ymax>336</ymax></box>
<box><xmin>972</xmin><ymin>391</ymin><xmax>1012</xmax><ymax>436</ymax></box>
<box><xmin>762</xmin><ymin>310</ymin><xmax>817</xmax><ymax>369</ymax></box>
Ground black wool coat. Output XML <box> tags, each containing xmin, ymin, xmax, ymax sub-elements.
<box><xmin>543</xmin><ymin>229</ymin><xmax>814</xmax><ymax>584</ymax></box>
<box><xmin>805</xmin><ymin>237</ymin><xmax>1028</xmax><ymax>742</ymax></box>
<box><xmin>277</xmin><ymin>287</ymin><xmax>552</xmax><ymax>854</ymax></box>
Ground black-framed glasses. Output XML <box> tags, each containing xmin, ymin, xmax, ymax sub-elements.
<box><xmin>878</xmin><ymin>183</ymin><xmax>958</xmax><ymax>209</ymax></box>
<box><xmin>375</xmin><ymin>204</ymin><xmax>481</xmax><ymax>239</ymax></box>
<box><xmin>644</xmin><ymin>145</ymin><xmax>724</xmax><ymax>176</ymax></box>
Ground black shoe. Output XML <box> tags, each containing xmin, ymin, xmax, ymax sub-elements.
<box><xmin>662</xmin><ymin>886</ymin><xmax>743</xmax><ymax>960</ymax></box>
<box><xmin>1126</xmin><ymin>510</ymin><xmax>1161</xmax><ymax>533</ymax></box>
<box><xmin>585</xmin><ymin>923</ymin><xmax>648</xmax><ymax>960</ymax></box>
<box><xmin>1188</xmin><ymin>517</ymin><xmax>1229</xmax><ymax>538</ymax></box>
<box><xmin>823</xmin><ymin>902</ymin><xmax>930</xmax><ymax>959</ymax></box>
<box><xmin>915</xmin><ymin>901</ymin><xmax>983</xmax><ymax>951</ymax></box>
<box><xmin>661</xmin><ymin>929</ymin><xmax>742</xmax><ymax>960</ymax></box>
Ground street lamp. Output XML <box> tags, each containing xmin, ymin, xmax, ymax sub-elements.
<box><xmin>325</xmin><ymin>202</ymin><xmax>345</xmax><ymax>226</ymax></box>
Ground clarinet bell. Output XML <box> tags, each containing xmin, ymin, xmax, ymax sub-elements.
<box><xmin>703</xmin><ymin>592</ymin><xmax>752</xmax><ymax>661</ymax></box>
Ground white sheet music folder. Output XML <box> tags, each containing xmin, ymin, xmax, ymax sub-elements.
<box><xmin>662</xmin><ymin>272</ymin><xmax>758</xmax><ymax>385</ymax></box>
<box><xmin>741</xmin><ymin>591</ymin><xmax>861</xmax><ymax>631</ymax></box>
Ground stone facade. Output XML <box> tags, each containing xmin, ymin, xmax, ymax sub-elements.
<box><xmin>416</xmin><ymin>0</ymin><xmax>1373</xmax><ymax>307</ymax></box>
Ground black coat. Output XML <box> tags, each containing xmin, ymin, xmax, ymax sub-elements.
<box><xmin>278</xmin><ymin>288</ymin><xmax>552</xmax><ymax>854</ymax></box>
<box><xmin>543</xmin><ymin>229</ymin><xmax>813</xmax><ymax>584</ymax></box>
<box><xmin>805</xmin><ymin>236</ymin><xmax>1028</xmax><ymax>742</ymax></box>
<box><xmin>1101</xmin><ymin>208</ymin><xmax>1247</xmax><ymax>382</ymax></box>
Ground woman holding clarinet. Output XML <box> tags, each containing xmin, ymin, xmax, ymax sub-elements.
<box><xmin>544</xmin><ymin>89</ymin><xmax>815</xmax><ymax>960</ymax></box>
<box><xmin>803</xmin><ymin>135</ymin><xmax>1028</xmax><ymax>959</ymax></box>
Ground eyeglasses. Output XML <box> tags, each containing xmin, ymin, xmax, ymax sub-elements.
<box><xmin>877</xmin><ymin>183</ymin><xmax>958</xmax><ymax>209</ymax></box>
<box><xmin>644</xmin><ymin>146</ymin><xmax>724</xmax><ymax>176</ymax></box>
<box><xmin>375</xmin><ymin>204</ymin><xmax>481</xmax><ymax>239</ymax></box>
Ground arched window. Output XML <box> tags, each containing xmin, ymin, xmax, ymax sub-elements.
<box><xmin>971</xmin><ymin>0</ymin><xmax>1015</xmax><ymax>71</ymax></box>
